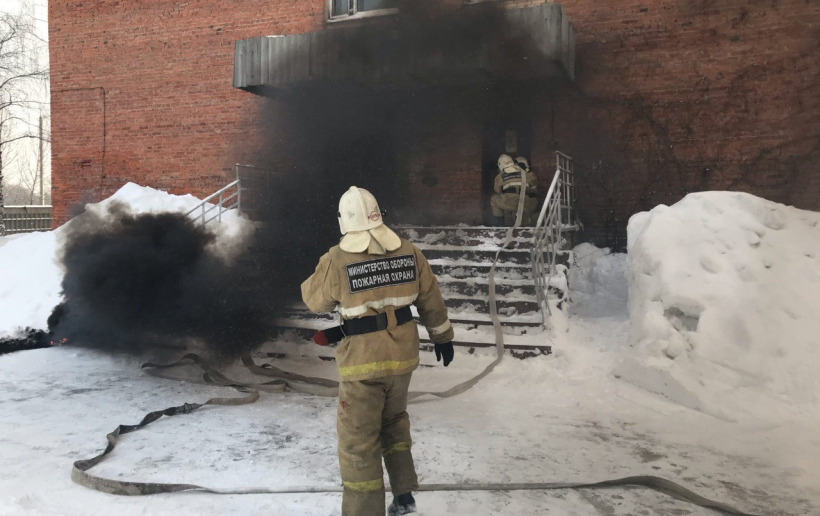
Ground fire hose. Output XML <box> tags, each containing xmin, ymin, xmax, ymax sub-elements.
<box><xmin>71</xmin><ymin>390</ymin><xmax>761</xmax><ymax>515</ymax></box>
<box><xmin>71</xmin><ymin>182</ymin><xmax>764</xmax><ymax>515</ymax></box>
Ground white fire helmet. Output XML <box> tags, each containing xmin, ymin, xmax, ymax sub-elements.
<box><xmin>497</xmin><ymin>154</ymin><xmax>515</xmax><ymax>172</ymax></box>
<box><xmin>338</xmin><ymin>186</ymin><xmax>401</xmax><ymax>254</ymax></box>
<box><xmin>515</xmin><ymin>157</ymin><xmax>529</xmax><ymax>171</ymax></box>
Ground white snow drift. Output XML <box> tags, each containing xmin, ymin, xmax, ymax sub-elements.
<box><xmin>623</xmin><ymin>191</ymin><xmax>820</xmax><ymax>418</ymax></box>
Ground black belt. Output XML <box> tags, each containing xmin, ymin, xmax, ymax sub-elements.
<box><xmin>312</xmin><ymin>305</ymin><xmax>414</xmax><ymax>346</ymax></box>
<box><xmin>502</xmin><ymin>186</ymin><xmax>537</xmax><ymax>198</ymax></box>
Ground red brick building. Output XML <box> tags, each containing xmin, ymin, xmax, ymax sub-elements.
<box><xmin>49</xmin><ymin>0</ymin><xmax>820</xmax><ymax>247</ymax></box>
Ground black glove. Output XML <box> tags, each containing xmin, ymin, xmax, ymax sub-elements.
<box><xmin>434</xmin><ymin>342</ymin><xmax>454</xmax><ymax>367</ymax></box>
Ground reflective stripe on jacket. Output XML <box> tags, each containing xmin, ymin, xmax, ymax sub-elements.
<box><xmin>301</xmin><ymin>237</ymin><xmax>454</xmax><ymax>382</ymax></box>
<box><xmin>494</xmin><ymin>165</ymin><xmax>537</xmax><ymax>194</ymax></box>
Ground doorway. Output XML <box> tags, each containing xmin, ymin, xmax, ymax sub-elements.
<box><xmin>482</xmin><ymin>120</ymin><xmax>532</xmax><ymax>224</ymax></box>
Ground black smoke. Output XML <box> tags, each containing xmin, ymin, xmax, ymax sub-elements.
<box><xmin>42</xmin><ymin>1</ymin><xmax>554</xmax><ymax>360</ymax></box>
<box><xmin>247</xmin><ymin>0</ymin><xmax>555</xmax><ymax>223</ymax></box>
<box><xmin>51</xmin><ymin>203</ymin><xmax>279</xmax><ymax>360</ymax></box>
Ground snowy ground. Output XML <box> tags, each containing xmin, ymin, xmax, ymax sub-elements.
<box><xmin>1</xmin><ymin>187</ymin><xmax>818</xmax><ymax>515</ymax></box>
<box><xmin>2</xmin><ymin>321</ymin><xmax>816</xmax><ymax>515</ymax></box>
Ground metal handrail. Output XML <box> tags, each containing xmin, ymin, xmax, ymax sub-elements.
<box><xmin>186</xmin><ymin>179</ymin><xmax>242</xmax><ymax>226</ymax></box>
<box><xmin>530</xmin><ymin>151</ymin><xmax>575</xmax><ymax>326</ymax></box>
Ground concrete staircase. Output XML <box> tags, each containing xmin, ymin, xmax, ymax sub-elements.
<box><xmin>273</xmin><ymin>225</ymin><xmax>552</xmax><ymax>359</ymax></box>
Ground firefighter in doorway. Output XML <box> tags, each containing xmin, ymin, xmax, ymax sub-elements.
<box><xmin>490</xmin><ymin>154</ymin><xmax>539</xmax><ymax>226</ymax></box>
<box><xmin>301</xmin><ymin>186</ymin><xmax>455</xmax><ymax>516</ymax></box>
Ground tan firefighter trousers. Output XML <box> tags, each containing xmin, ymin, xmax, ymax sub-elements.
<box><xmin>491</xmin><ymin>192</ymin><xmax>538</xmax><ymax>226</ymax></box>
<box><xmin>338</xmin><ymin>372</ymin><xmax>419</xmax><ymax>516</ymax></box>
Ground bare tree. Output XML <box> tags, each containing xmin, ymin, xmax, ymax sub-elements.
<box><xmin>7</xmin><ymin>133</ymin><xmax>49</xmax><ymax>205</ymax></box>
<box><xmin>2</xmin><ymin>175</ymin><xmax>30</xmax><ymax>205</ymax></box>
<box><xmin>0</xmin><ymin>3</ymin><xmax>49</xmax><ymax>236</ymax></box>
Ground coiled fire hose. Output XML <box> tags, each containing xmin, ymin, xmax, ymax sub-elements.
<box><xmin>70</xmin><ymin>390</ymin><xmax>760</xmax><ymax>515</ymax></box>
<box><xmin>71</xmin><ymin>179</ymin><xmax>763</xmax><ymax>515</ymax></box>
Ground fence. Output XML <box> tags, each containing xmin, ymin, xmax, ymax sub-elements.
<box><xmin>3</xmin><ymin>206</ymin><xmax>52</xmax><ymax>234</ymax></box>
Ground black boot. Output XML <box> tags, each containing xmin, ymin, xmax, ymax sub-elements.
<box><xmin>388</xmin><ymin>493</ymin><xmax>417</xmax><ymax>515</ymax></box>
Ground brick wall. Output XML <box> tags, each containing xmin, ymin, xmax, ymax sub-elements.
<box><xmin>50</xmin><ymin>0</ymin><xmax>820</xmax><ymax>244</ymax></box>
<box><xmin>49</xmin><ymin>0</ymin><xmax>324</xmax><ymax>225</ymax></box>
<box><xmin>547</xmin><ymin>0</ymin><xmax>820</xmax><ymax>247</ymax></box>
<box><xmin>50</xmin><ymin>87</ymin><xmax>105</xmax><ymax>216</ymax></box>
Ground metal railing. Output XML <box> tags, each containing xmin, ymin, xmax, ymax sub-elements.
<box><xmin>556</xmin><ymin>151</ymin><xmax>575</xmax><ymax>227</ymax></box>
<box><xmin>186</xmin><ymin>179</ymin><xmax>241</xmax><ymax>226</ymax></box>
<box><xmin>530</xmin><ymin>152</ymin><xmax>575</xmax><ymax>326</ymax></box>
<box><xmin>3</xmin><ymin>206</ymin><xmax>52</xmax><ymax>234</ymax></box>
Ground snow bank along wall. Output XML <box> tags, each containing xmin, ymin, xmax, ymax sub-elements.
<box><xmin>49</xmin><ymin>0</ymin><xmax>820</xmax><ymax>247</ymax></box>
<box><xmin>625</xmin><ymin>191</ymin><xmax>820</xmax><ymax>418</ymax></box>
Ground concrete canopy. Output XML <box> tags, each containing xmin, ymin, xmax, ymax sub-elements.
<box><xmin>233</xmin><ymin>4</ymin><xmax>575</xmax><ymax>93</ymax></box>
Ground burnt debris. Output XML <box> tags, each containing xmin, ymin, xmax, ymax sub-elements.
<box><xmin>0</xmin><ymin>329</ymin><xmax>52</xmax><ymax>356</ymax></box>
<box><xmin>0</xmin><ymin>305</ymin><xmax>66</xmax><ymax>356</ymax></box>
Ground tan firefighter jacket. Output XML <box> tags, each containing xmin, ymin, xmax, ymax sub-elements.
<box><xmin>301</xmin><ymin>237</ymin><xmax>454</xmax><ymax>382</ymax></box>
<box><xmin>494</xmin><ymin>165</ymin><xmax>537</xmax><ymax>195</ymax></box>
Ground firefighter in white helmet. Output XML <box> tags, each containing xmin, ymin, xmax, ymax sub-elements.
<box><xmin>301</xmin><ymin>186</ymin><xmax>455</xmax><ymax>516</ymax></box>
<box><xmin>490</xmin><ymin>154</ymin><xmax>539</xmax><ymax>226</ymax></box>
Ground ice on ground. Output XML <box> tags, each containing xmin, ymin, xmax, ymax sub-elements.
<box><xmin>0</xmin><ymin>183</ymin><xmax>253</xmax><ymax>338</ymax></box>
<box><xmin>624</xmin><ymin>191</ymin><xmax>820</xmax><ymax>419</ymax></box>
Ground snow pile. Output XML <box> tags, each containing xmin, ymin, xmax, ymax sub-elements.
<box><xmin>568</xmin><ymin>243</ymin><xmax>628</xmax><ymax>317</ymax></box>
<box><xmin>0</xmin><ymin>231</ymin><xmax>63</xmax><ymax>336</ymax></box>
<box><xmin>622</xmin><ymin>191</ymin><xmax>820</xmax><ymax>417</ymax></box>
<box><xmin>0</xmin><ymin>183</ymin><xmax>252</xmax><ymax>338</ymax></box>
<box><xmin>88</xmin><ymin>182</ymin><xmax>252</xmax><ymax>251</ymax></box>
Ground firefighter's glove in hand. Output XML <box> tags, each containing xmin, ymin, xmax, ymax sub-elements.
<box><xmin>434</xmin><ymin>342</ymin><xmax>454</xmax><ymax>367</ymax></box>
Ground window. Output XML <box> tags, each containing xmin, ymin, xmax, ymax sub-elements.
<box><xmin>328</xmin><ymin>0</ymin><xmax>399</xmax><ymax>22</ymax></box>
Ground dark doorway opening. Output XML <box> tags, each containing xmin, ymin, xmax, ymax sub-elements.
<box><xmin>482</xmin><ymin>120</ymin><xmax>532</xmax><ymax>224</ymax></box>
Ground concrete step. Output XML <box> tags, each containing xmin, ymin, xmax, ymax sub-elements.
<box><xmin>275</xmin><ymin>316</ymin><xmax>542</xmax><ymax>337</ymax></box>
<box><xmin>271</xmin><ymin>225</ymin><xmax>561</xmax><ymax>358</ymax></box>
<box><xmin>396</xmin><ymin>226</ymin><xmax>535</xmax><ymax>250</ymax></box>
<box><xmin>395</xmin><ymin>225</ymin><xmax>578</xmax><ymax>249</ymax></box>
<box><xmin>421</xmin><ymin>247</ymin><xmax>534</xmax><ymax>265</ymax></box>
<box><xmin>282</xmin><ymin>295</ymin><xmax>539</xmax><ymax>314</ymax></box>
<box><xmin>395</xmin><ymin>225</ymin><xmax>535</xmax><ymax>240</ymax></box>
<box><xmin>272</xmin><ymin>319</ymin><xmax>550</xmax><ymax>358</ymax></box>
<box><xmin>426</xmin><ymin>249</ymin><xmax>570</xmax><ymax>271</ymax></box>
<box><xmin>439</xmin><ymin>279</ymin><xmax>536</xmax><ymax>298</ymax></box>
<box><xmin>407</xmin><ymin>236</ymin><xmax>535</xmax><ymax>251</ymax></box>
<box><xmin>431</xmin><ymin>263</ymin><xmax>533</xmax><ymax>281</ymax></box>
<box><xmin>444</xmin><ymin>295</ymin><xmax>539</xmax><ymax>316</ymax></box>
<box><xmin>281</xmin><ymin>306</ymin><xmax>543</xmax><ymax>327</ymax></box>
<box><xmin>263</xmin><ymin>335</ymin><xmax>550</xmax><ymax>360</ymax></box>
<box><xmin>395</xmin><ymin>224</ymin><xmax>580</xmax><ymax>237</ymax></box>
